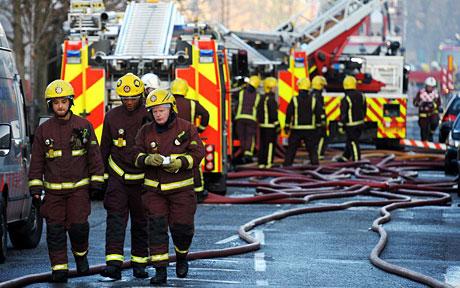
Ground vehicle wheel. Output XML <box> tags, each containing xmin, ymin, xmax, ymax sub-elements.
<box><xmin>444</xmin><ymin>157</ymin><xmax>458</xmax><ymax>175</ymax></box>
<box><xmin>8</xmin><ymin>202</ymin><xmax>43</xmax><ymax>249</ymax></box>
<box><xmin>375</xmin><ymin>139</ymin><xmax>404</xmax><ymax>151</ymax></box>
<box><xmin>204</xmin><ymin>173</ymin><xmax>227</xmax><ymax>196</ymax></box>
<box><xmin>0</xmin><ymin>199</ymin><xmax>7</xmax><ymax>263</ymax></box>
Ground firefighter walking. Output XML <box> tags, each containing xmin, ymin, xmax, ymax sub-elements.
<box><xmin>414</xmin><ymin>77</ymin><xmax>441</xmax><ymax>142</ymax></box>
<box><xmin>99</xmin><ymin>73</ymin><xmax>150</xmax><ymax>280</ymax></box>
<box><xmin>284</xmin><ymin>78</ymin><xmax>322</xmax><ymax>166</ymax></box>
<box><xmin>134</xmin><ymin>89</ymin><xmax>205</xmax><ymax>285</ymax></box>
<box><xmin>171</xmin><ymin>78</ymin><xmax>210</xmax><ymax>202</ymax></box>
<box><xmin>311</xmin><ymin>76</ymin><xmax>328</xmax><ymax>159</ymax></box>
<box><xmin>28</xmin><ymin>80</ymin><xmax>104</xmax><ymax>283</ymax></box>
<box><xmin>337</xmin><ymin>75</ymin><xmax>367</xmax><ymax>162</ymax></box>
<box><xmin>234</xmin><ymin>75</ymin><xmax>261</xmax><ymax>163</ymax></box>
<box><xmin>257</xmin><ymin>77</ymin><xmax>280</xmax><ymax>168</ymax></box>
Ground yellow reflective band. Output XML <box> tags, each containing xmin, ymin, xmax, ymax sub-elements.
<box><xmin>174</xmin><ymin>246</ymin><xmax>188</xmax><ymax>254</ymax></box>
<box><xmin>108</xmin><ymin>156</ymin><xmax>145</xmax><ymax>180</ymax></box>
<box><xmin>91</xmin><ymin>140</ymin><xmax>97</xmax><ymax>145</ymax></box>
<box><xmin>352</xmin><ymin>141</ymin><xmax>359</xmax><ymax>161</ymax></box>
<box><xmin>194</xmin><ymin>186</ymin><xmax>204</xmax><ymax>192</ymax></box>
<box><xmin>292</xmin><ymin>124</ymin><xmax>315</xmax><ymax>130</ymax></box>
<box><xmin>44</xmin><ymin>178</ymin><xmax>90</xmax><ymax>190</ymax></box>
<box><xmin>91</xmin><ymin>175</ymin><xmax>105</xmax><ymax>183</ymax></box>
<box><xmin>113</xmin><ymin>138</ymin><xmax>127</xmax><ymax>147</ymax></box>
<box><xmin>46</xmin><ymin>150</ymin><xmax>62</xmax><ymax>159</ymax></box>
<box><xmin>144</xmin><ymin>178</ymin><xmax>159</xmax><ymax>188</ymax></box>
<box><xmin>318</xmin><ymin>137</ymin><xmax>324</xmax><ymax>155</ymax></box>
<box><xmin>28</xmin><ymin>179</ymin><xmax>43</xmax><ymax>187</ymax></box>
<box><xmin>184</xmin><ymin>155</ymin><xmax>193</xmax><ymax>169</ymax></box>
<box><xmin>104</xmin><ymin>173</ymin><xmax>109</xmax><ymax>180</ymax></box>
<box><xmin>52</xmin><ymin>264</ymin><xmax>68</xmax><ymax>271</ymax></box>
<box><xmin>293</xmin><ymin>97</ymin><xmax>298</xmax><ymax>127</ymax></box>
<box><xmin>106</xmin><ymin>254</ymin><xmax>124</xmax><ymax>262</ymax></box>
<box><xmin>267</xmin><ymin>142</ymin><xmax>273</xmax><ymax>166</ymax></box>
<box><xmin>198</xmin><ymin>124</ymin><xmax>206</xmax><ymax>131</ymax></box>
<box><xmin>191</xmin><ymin>100</ymin><xmax>196</xmax><ymax>122</ymax></box>
<box><xmin>161</xmin><ymin>178</ymin><xmax>194</xmax><ymax>191</ymax></box>
<box><xmin>150</xmin><ymin>253</ymin><xmax>169</xmax><ymax>262</ymax></box>
<box><xmin>190</xmin><ymin>141</ymin><xmax>197</xmax><ymax>145</ymax></box>
<box><xmin>71</xmin><ymin>149</ymin><xmax>87</xmax><ymax>156</ymax></box>
<box><xmin>235</xmin><ymin>90</ymin><xmax>259</xmax><ymax>121</ymax></box>
<box><xmin>259</xmin><ymin>123</ymin><xmax>276</xmax><ymax>128</ymax></box>
<box><xmin>131</xmin><ymin>255</ymin><xmax>148</xmax><ymax>264</ymax></box>
<box><xmin>263</xmin><ymin>97</ymin><xmax>269</xmax><ymax>125</ymax></box>
<box><xmin>346</xmin><ymin>120</ymin><xmax>364</xmax><ymax>126</ymax></box>
<box><xmin>73</xmin><ymin>250</ymin><xmax>87</xmax><ymax>257</ymax></box>
<box><xmin>124</xmin><ymin>173</ymin><xmax>144</xmax><ymax>180</ymax></box>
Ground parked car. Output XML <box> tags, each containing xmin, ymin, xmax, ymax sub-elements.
<box><xmin>445</xmin><ymin>115</ymin><xmax>460</xmax><ymax>174</ymax></box>
<box><xmin>0</xmin><ymin>23</ymin><xmax>42</xmax><ymax>263</ymax></box>
<box><xmin>439</xmin><ymin>92</ymin><xmax>460</xmax><ymax>144</ymax></box>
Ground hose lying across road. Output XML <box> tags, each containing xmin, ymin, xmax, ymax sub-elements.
<box><xmin>0</xmin><ymin>150</ymin><xmax>456</xmax><ymax>288</ymax></box>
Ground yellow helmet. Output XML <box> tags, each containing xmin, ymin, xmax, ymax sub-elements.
<box><xmin>248</xmin><ymin>75</ymin><xmax>261</xmax><ymax>89</ymax></box>
<box><xmin>263</xmin><ymin>77</ymin><xmax>277</xmax><ymax>93</ymax></box>
<box><xmin>343</xmin><ymin>75</ymin><xmax>357</xmax><ymax>90</ymax></box>
<box><xmin>170</xmin><ymin>78</ymin><xmax>189</xmax><ymax>96</ymax></box>
<box><xmin>145</xmin><ymin>89</ymin><xmax>178</xmax><ymax>113</ymax></box>
<box><xmin>297</xmin><ymin>77</ymin><xmax>311</xmax><ymax>91</ymax></box>
<box><xmin>45</xmin><ymin>80</ymin><xmax>74</xmax><ymax>100</ymax></box>
<box><xmin>116</xmin><ymin>73</ymin><xmax>144</xmax><ymax>97</ymax></box>
<box><xmin>312</xmin><ymin>76</ymin><xmax>327</xmax><ymax>90</ymax></box>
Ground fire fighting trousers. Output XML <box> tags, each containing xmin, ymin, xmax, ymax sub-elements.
<box><xmin>317</xmin><ymin>126</ymin><xmax>328</xmax><ymax>157</ymax></box>
<box><xmin>235</xmin><ymin>119</ymin><xmax>257</xmax><ymax>157</ymax></box>
<box><xmin>40</xmin><ymin>188</ymin><xmax>90</xmax><ymax>270</ymax></box>
<box><xmin>142</xmin><ymin>189</ymin><xmax>197</xmax><ymax>267</ymax></box>
<box><xmin>418</xmin><ymin>115</ymin><xmax>439</xmax><ymax>142</ymax></box>
<box><xmin>284</xmin><ymin>129</ymin><xmax>319</xmax><ymax>166</ymax></box>
<box><xmin>103</xmin><ymin>177</ymin><xmax>148</xmax><ymax>266</ymax></box>
<box><xmin>258</xmin><ymin>127</ymin><xmax>277</xmax><ymax>168</ymax></box>
<box><xmin>343</xmin><ymin>125</ymin><xmax>362</xmax><ymax>161</ymax></box>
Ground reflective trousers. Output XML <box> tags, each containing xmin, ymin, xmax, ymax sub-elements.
<box><xmin>284</xmin><ymin>129</ymin><xmax>319</xmax><ymax>166</ymax></box>
<box><xmin>343</xmin><ymin>125</ymin><xmax>362</xmax><ymax>161</ymax></box>
<box><xmin>418</xmin><ymin>114</ymin><xmax>439</xmax><ymax>142</ymax></box>
<box><xmin>235</xmin><ymin>119</ymin><xmax>257</xmax><ymax>157</ymax></box>
<box><xmin>258</xmin><ymin>127</ymin><xmax>277</xmax><ymax>168</ymax></box>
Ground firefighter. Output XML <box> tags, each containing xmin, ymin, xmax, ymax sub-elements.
<box><xmin>171</xmin><ymin>78</ymin><xmax>210</xmax><ymax>203</ymax></box>
<box><xmin>234</xmin><ymin>75</ymin><xmax>261</xmax><ymax>163</ymax></box>
<box><xmin>337</xmin><ymin>75</ymin><xmax>367</xmax><ymax>162</ymax></box>
<box><xmin>311</xmin><ymin>76</ymin><xmax>328</xmax><ymax>159</ymax></box>
<box><xmin>413</xmin><ymin>77</ymin><xmax>441</xmax><ymax>141</ymax></box>
<box><xmin>284</xmin><ymin>77</ymin><xmax>322</xmax><ymax>166</ymax></box>
<box><xmin>133</xmin><ymin>89</ymin><xmax>205</xmax><ymax>285</ymax></box>
<box><xmin>99</xmin><ymin>73</ymin><xmax>150</xmax><ymax>280</ymax></box>
<box><xmin>257</xmin><ymin>77</ymin><xmax>280</xmax><ymax>168</ymax></box>
<box><xmin>141</xmin><ymin>73</ymin><xmax>161</xmax><ymax>96</ymax></box>
<box><xmin>28</xmin><ymin>80</ymin><xmax>104</xmax><ymax>283</ymax></box>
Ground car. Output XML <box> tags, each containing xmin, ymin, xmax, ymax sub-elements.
<box><xmin>0</xmin><ymin>23</ymin><xmax>43</xmax><ymax>263</ymax></box>
<box><xmin>439</xmin><ymin>92</ymin><xmax>460</xmax><ymax>144</ymax></box>
<box><xmin>445</xmin><ymin>115</ymin><xmax>460</xmax><ymax>174</ymax></box>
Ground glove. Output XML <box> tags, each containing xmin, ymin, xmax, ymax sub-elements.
<box><xmin>32</xmin><ymin>194</ymin><xmax>42</xmax><ymax>208</ymax></box>
<box><xmin>145</xmin><ymin>153</ymin><xmax>163</xmax><ymax>166</ymax></box>
<box><xmin>163</xmin><ymin>158</ymin><xmax>182</xmax><ymax>173</ymax></box>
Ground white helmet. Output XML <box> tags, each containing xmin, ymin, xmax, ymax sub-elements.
<box><xmin>424</xmin><ymin>77</ymin><xmax>437</xmax><ymax>87</ymax></box>
<box><xmin>141</xmin><ymin>73</ymin><xmax>161</xmax><ymax>93</ymax></box>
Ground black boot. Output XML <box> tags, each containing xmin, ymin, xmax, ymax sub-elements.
<box><xmin>132</xmin><ymin>264</ymin><xmax>148</xmax><ymax>279</ymax></box>
<box><xmin>75</xmin><ymin>255</ymin><xmax>89</xmax><ymax>275</ymax></box>
<box><xmin>150</xmin><ymin>267</ymin><xmax>167</xmax><ymax>285</ymax></box>
<box><xmin>196</xmin><ymin>190</ymin><xmax>208</xmax><ymax>203</ymax></box>
<box><xmin>176</xmin><ymin>258</ymin><xmax>189</xmax><ymax>278</ymax></box>
<box><xmin>51</xmin><ymin>270</ymin><xmax>68</xmax><ymax>283</ymax></box>
<box><xmin>100</xmin><ymin>264</ymin><xmax>121</xmax><ymax>280</ymax></box>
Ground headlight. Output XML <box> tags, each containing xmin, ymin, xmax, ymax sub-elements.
<box><xmin>448</xmin><ymin>133</ymin><xmax>460</xmax><ymax>147</ymax></box>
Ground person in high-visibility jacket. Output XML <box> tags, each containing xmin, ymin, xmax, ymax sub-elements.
<box><xmin>337</xmin><ymin>75</ymin><xmax>367</xmax><ymax>161</ymax></box>
<box><xmin>234</xmin><ymin>75</ymin><xmax>261</xmax><ymax>163</ymax></box>
<box><xmin>257</xmin><ymin>77</ymin><xmax>280</xmax><ymax>168</ymax></box>
<box><xmin>134</xmin><ymin>89</ymin><xmax>205</xmax><ymax>285</ymax></box>
<box><xmin>171</xmin><ymin>78</ymin><xmax>210</xmax><ymax>203</ymax></box>
<box><xmin>28</xmin><ymin>80</ymin><xmax>105</xmax><ymax>283</ymax></box>
<box><xmin>310</xmin><ymin>76</ymin><xmax>328</xmax><ymax>159</ymax></box>
<box><xmin>413</xmin><ymin>77</ymin><xmax>441</xmax><ymax>141</ymax></box>
<box><xmin>284</xmin><ymin>78</ymin><xmax>322</xmax><ymax>166</ymax></box>
<box><xmin>99</xmin><ymin>73</ymin><xmax>150</xmax><ymax>280</ymax></box>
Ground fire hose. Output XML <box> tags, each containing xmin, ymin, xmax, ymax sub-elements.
<box><xmin>0</xmin><ymin>151</ymin><xmax>456</xmax><ymax>288</ymax></box>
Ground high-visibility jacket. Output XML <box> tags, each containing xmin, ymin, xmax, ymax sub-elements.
<box><xmin>175</xmin><ymin>95</ymin><xmax>210</xmax><ymax>132</ymax></box>
<box><xmin>285</xmin><ymin>90</ymin><xmax>323</xmax><ymax>130</ymax></box>
<box><xmin>340</xmin><ymin>90</ymin><xmax>367</xmax><ymax>127</ymax></box>
<box><xmin>310</xmin><ymin>89</ymin><xmax>326</xmax><ymax>126</ymax></box>
<box><xmin>414</xmin><ymin>88</ymin><xmax>441</xmax><ymax>117</ymax></box>
<box><xmin>257</xmin><ymin>92</ymin><xmax>279</xmax><ymax>129</ymax></box>
<box><xmin>235</xmin><ymin>86</ymin><xmax>260</xmax><ymax>122</ymax></box>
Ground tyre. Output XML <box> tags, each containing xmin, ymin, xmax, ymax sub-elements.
<box><xmin>0</xmin><ymin>199</ymin><xmax>7</xmax><ymax>263</ymax></box>
<box><xmin>375</xmin><ymin>139</ymin><xmax>404</xmax><ymax>151</ymax></box>
<box><xmin>444</xmin><ymin>157</ymin><xmax>458</xmax><ymax>175</ymax></box>
<box><xmin>8</xmin><ymin>202</ymin><xmax>43</xmax><ymax>249</ymax></box>
<box><xmin>204</xmin><ymin>173</ymin><xmax>227</xmax><ymax>196</ymax></box>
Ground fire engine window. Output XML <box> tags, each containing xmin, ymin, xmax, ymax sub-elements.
<box><xmin>383</xmin><ymin>103</ymin><xmax>400</xmax><ymax>117</ymax></box>
<box><xmin>0</xmin><ymin>78</ymin><xmax>21</xmax><ymax>138</ymax></box>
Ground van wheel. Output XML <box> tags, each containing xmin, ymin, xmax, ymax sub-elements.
<box><xmin>8</xmin><ymin>202</ymin><xmax>42</xmax><ymax>249</ymax></box>
<box><xmin>0</xmin><ymin>199</ymin><xmax>7</xmax><ymax>263</ymax></box>
<box><xmin>204</xmin><ymin>173</ymin><xmax>227</xmax><ymax>196</ymax></box>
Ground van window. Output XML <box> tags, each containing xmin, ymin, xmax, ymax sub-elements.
<box><xmin>0</xmin><ymin>50</ymin><xmax>15</xmax><ymax>78</ymax></box>
<box><xmin>0</xmin><ymin>78</ymin><xmax>21</xmax><ymax>138</ymax></box>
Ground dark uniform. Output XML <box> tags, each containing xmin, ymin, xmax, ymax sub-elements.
<box><xmin>175</xmin><ymin>94</ymin><xmax>209</xmax><ymax>197</ymax></box>
<box><xmin>100</xmin><ymin>104</ymin><xmax>151</xmax><ymax>276</ymax></box>
<box><xmin>311</xmin><ymin>89</ymin><xmax>327</xmax><ymax>158</ymax></box>
<box><xmin>339</xmin><ymin>90</ymin><xmax>367</xmax><ymax>161</ymax></box>
<box><xmin>414</xmin><ymin>88</ymin><xmax>441</xmax><ymax>141</ymax></box>
<box><xmin>257</xmin><ymin>91</ymin><xmax>279</xmax><ymax>168</ymax></box>
<box><xmin>284</xmin><ymin>90</ymin><xmax>322</xmax><ymax>166</ymax></box>
<box><xmin>28</xmin><ymin>113</ymin><xmax>104</xmax><ymax>275</ymax></box>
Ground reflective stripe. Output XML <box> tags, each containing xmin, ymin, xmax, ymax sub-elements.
<box><xmin>113</xmin><ymin>139</ymin><xmax>127</xmax><ymax>147</ymax></box>
<box><xmin>293</xmin><ymin>96</ymin><xmax>316</xmax><ymax>130</ymax></box>
<box><xmin>318</xmin><ymin>137</ymin><xmax>324</xmax><ymax>155</ymax></box>
<box><xmin>198</xmin><ymin>124</ymin><xmax>206</xmax><ymax>131</ymax></box>
<box><xmin>91</xmin><ymin>175</ymin><xmax>105</xmax><ymax>183</ymax></box>
<box><xmin>44</xmin><ymin>178</ymin><xmax>90</xmax><ymax>190</ymax></box>
<box><xmin>191</xmin><ymin>100</ymin><xmax>196</xmax><ymax>122</ymax></box>
<box><xmin>346</xmin><ymin>120</ymin><xmax>364</xmax><ymax>127</ymax></box>
<box><xmin>52</xmin><ymin>264</ymin><xmax>68</xmax><ymax>271</ymax></box>
<box><xmin>175</xmin><ymin>246</ymin><xmax>188</xmax><ymax>254</ymax></box>
<box><xmin>104</xmin><ymin>173</ymin><xmax>109</xmax><ymax>180</ymax></box>
<box><xmin>352</xmin><ymin>141</ymin><xmax>359</xmax><ymax>161</ymax></box>
<box><xmin>71</xmin><ymin>149</ymin><xmax>86</xmax><ymax>156</ymax></box>
<box><xmin>259</xmin><ymin>123</ymin><xmax>276</xmax><ymax>128</ymax></box>
<box><xmin>73</xmin><ymin>250</ymin><xmax>87</xmax><ymax>257</ymax></box>
<box><xmin>161</xmin><ymin>178</ymin><xmax>194</xmax><ymax>191</ymax></box>
<box><xmin>109</xmin><ymin>156</ymin><xmax>144</xmax><ymax>180</ymax></box>
<box><xmin>144</xmin><ymin>178</ymin><xmax>159</xmax><ymax>188</ymax></box>
<box><xmin>131</xmin><ymin>255</ymin><xmax>148</xmax><ymax>264</ymax></box>
<box><xmin>46</xmin><ymin>150</ymin><xmax>62</xmax><ymax>158</ymax></box>
<box><xmin>235</xmin><ymin>90</ymin><xmax>260</xmax><ymax>121</ymax></box>
<box><xmin>292</xmin><ymin>124</ymin><xmax>316</xmax><ymax>130</ymax></box>
<box><xmin>184</xmin><ymin>155</ymin><xmax>193</xmax><ymax>169</ymax></box>
<box><xmin>28</xmin><ymin>179</ymin><xmax>43</xmax><ymax>187</ymax></box>
<box><xmin>267</xmin><ymin>142</ymin><xmax>273</xmax><ymax>167</ymax></box>
<box><xmin>150</xmin><ymin>253</ymin><xmax>169</xmax><ymax>262</ymax></box>
<box><xmin>190</xmin><ymin>141</ymin><xmax>198</xmax><ymax>145</ymax></box>
<box><xmin>106</xmin><ymin>254</ymin><xmax>124</xmax><ymax>262</ymax></box>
